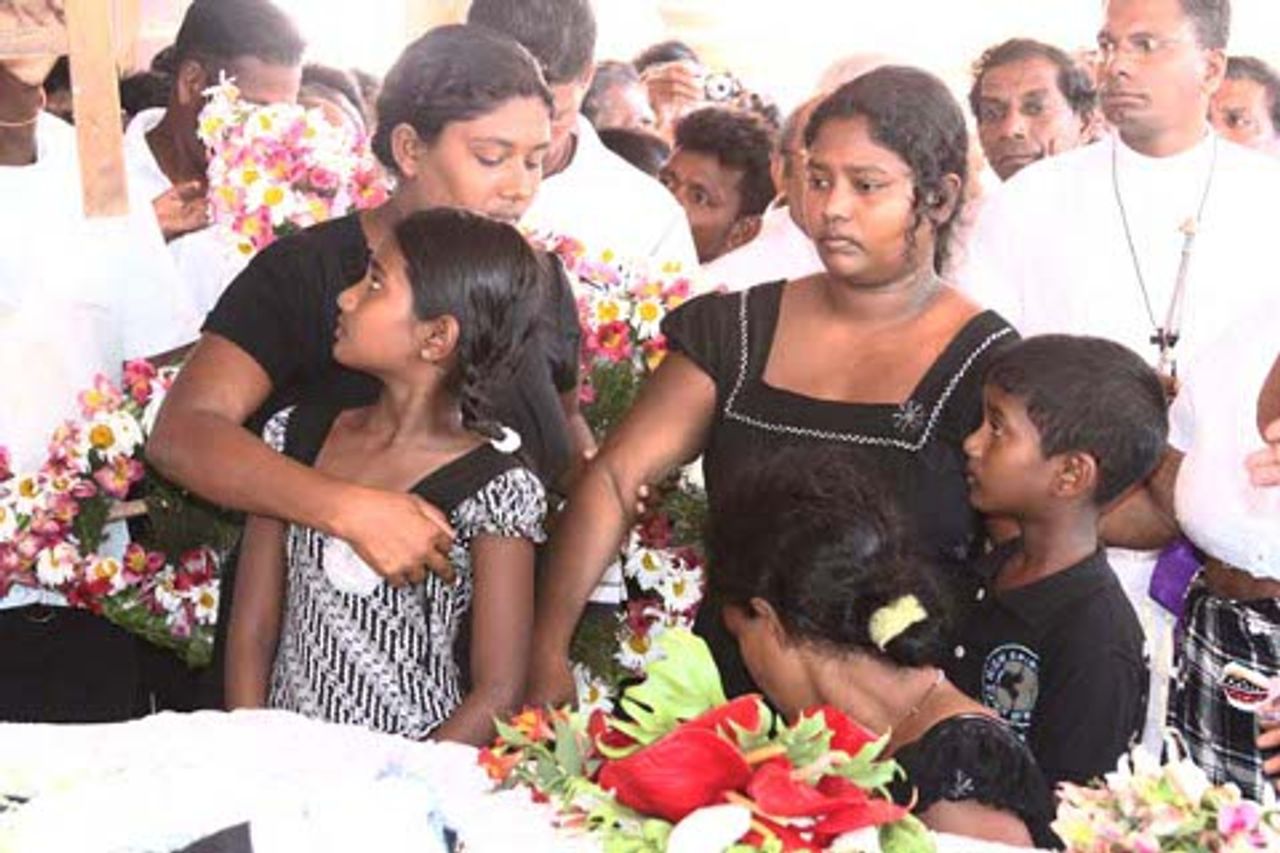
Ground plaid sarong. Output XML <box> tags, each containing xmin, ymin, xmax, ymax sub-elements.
<box><xmin>1168</xmin><ymin>579</ymin><xmax>1280</xmax><ymax>802</ymax></box>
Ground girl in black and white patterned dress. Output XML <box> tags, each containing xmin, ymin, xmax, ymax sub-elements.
<box><xmin>226</xmin><ymin>209</ymin><xmax>548</xmax><ymax>745</ymax></box>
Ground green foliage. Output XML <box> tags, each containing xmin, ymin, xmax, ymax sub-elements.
<box><xmin>139</xmin><ymin>467</ymin><xmax>242</xmax><ymax>560</ymax></box>
<box><xmin>608</xmin><ymin>630</ymin><xmax>727</xmax><ymax>750</ymax></box>
<box><xmin>99</xmin><ymin>593</ymin><xmax>212</xmax><ymax>668</ymax></box>
<box><xmin>583</xmin><ymin>361</ymin><xmax>645</xmax><ymax>440</ymax></box>
<box><xmin>71</xmin><ymin>494</ymin><xmax>111</xmax><ymax>555</ymax></box>
<box><xmin>879</xmin><ymin>813</ymin><xmax>936</xmax><ymax>853</ymax></box>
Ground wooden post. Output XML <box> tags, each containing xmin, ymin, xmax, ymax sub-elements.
<box><xmin>64</xmin><ymin>0</ymin><xmax>128</xmax><ymax>217</ymax></box>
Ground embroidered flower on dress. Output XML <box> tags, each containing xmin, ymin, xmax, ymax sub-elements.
<box><xmin>892</xmin><ymin>399</ymin><xmax>926</xmax><ymax>434</ymax></box>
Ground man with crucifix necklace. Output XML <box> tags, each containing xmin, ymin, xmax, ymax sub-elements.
<box><xmin>958</xmin><ymin>0</ymin><xmax>1280</xmax><ymax>754</ymax></box>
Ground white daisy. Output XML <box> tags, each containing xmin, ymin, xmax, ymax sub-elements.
<box><xmin>657</xmin><ymin>565</ymin><xmax>704</xmax><ymax>616</ymax></box>
<box><xmin>573</xmin><ymin>664</ymin><xmax>615</xmax><ymax>715</ymax></box>
<box><xmin>192</xmin><ymin>584</ymin><xmax>220</xmax><ymax>626</ymax></box>
<box><xmin>86</xmin><ymin>556</ymin><xmax>126</xmax><ymax>595</ymax></box>
<box><xmin>623</xmin><ymin>547</ymin><xmax>671</xmax><ymax>592</ymax></box>
<box><xmin>629</xmin><ymin>296</ymin><xmax>665</xmax><ymax>340</ymax></box>
<box><xmin>35</xmin><ymin>543</ymin><xmax>80</xmax><ymax>587</ymax></box>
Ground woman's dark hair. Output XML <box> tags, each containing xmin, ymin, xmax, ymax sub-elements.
<box><xmin>706</xmin><ymin>445</ymin><xmax>949</xmax><ymax>668</ymax></box>
<box><xmin>393</xmin><ymin>208</ymin><xmax>547</xmax><ymax>440</ymax></box>
<box><xmin>372</xmin><ymin>24</ymin><xmax>553</xmax><ymax>174</ymax></box>
<box><xmin>805</xmin><ymin>65</ymin><xmax>969</xmax><ymax>273</ymax></box>
<box><xmin>598</xmin><ymin>127</ymin><xmax>671</xmax><ymax>177</ymax></box>
<box><xmin>302</xmin><ymin>63</ymin><xmax>366</xmax><ymax>124</ymax></box>
<box><xmin>119</xmin><ymin>72</ymin><xmax>174</xmax><ymax>121</ymax></box>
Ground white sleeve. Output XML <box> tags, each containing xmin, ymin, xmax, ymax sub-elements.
<box><xmin>94</xmin><ymin>206</ymin><xmax>201</xmax><ymax>360</ymax></box>
<box><xmin>1167</xmin><ymin>369</ymin><xmax>1197</xmax><ymax>453</ymax></box>
<box><xmin>650</xmin><ymin>204</ymin><xmax>700</xmax><ymax>273</ymax></box>
<box><xmin>954</xmin><ymin>188</ymin><xmax>1026</xmax><ymax>330</ymax></box>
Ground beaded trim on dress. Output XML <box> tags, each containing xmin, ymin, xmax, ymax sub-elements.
<box><xmin>722</xmin><ymin>288</ymin><xmax>1013</xmax><ymax>452</ymax></box>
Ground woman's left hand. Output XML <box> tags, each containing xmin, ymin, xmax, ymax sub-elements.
<box><xmin>1247</xmin><ymin>418</ymin><xmax>1280</xmax><ymax>487</ymax></box>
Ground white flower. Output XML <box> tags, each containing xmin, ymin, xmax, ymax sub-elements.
<box><xmin>623</xmin><ymin>547</ymin><xmax>672</xmax><ymax>592</ymax></box>
<box><xmin>667</xmin><ymin>804</ymin><xmax>751</xmax><ymax>853</ymax></box>
<box><xmin>11</xmin><ymin>474</ymin><xmax>46</xmax><ymax>516</ymax></box>
<box><xmin>657</xmin><ymin>565</ymin><xmax>703</xmax><ymax>614</ymax></box>
<box><xmin>192</xmin><ymin>584</ymin><xmax>219</xmax><ymax>626</ymax></box>
<box><xmin>616</xmin><ymin>621</ymin><xmax>666</xmax><ymax>672</ymax></box>
<box><xmin>0</xmin><ymin>502</ymin><xmax>16</xmax><ymax>539</ymax></box>
<box><xmin>589</xmin><ymin>294</ymin><xmax>631</xmax><ymax>326</ymax></box>
<box><xmin>629</xmin><ymin>295</ymin><xmax>665</xmax><ymax>339</ymax></box>
<box><xmin>152</xmin><ymin>570</ymin><xmax>184</xmax><ymax>614</ymax></box>
<box><xmin>1164</xmin><ymin>758</ymin><xmax>1211</xmax><ymax>805</ymax></box>
<box><xmin>85</xmin><ymin>556</ymin><xmax>127</xmax><ymax>595</ymax></box>
<box><xmin>35</xmin><ymin>543</ymin><xmax>80</xmax><ymax>587</ymax></box>
<box><xmin>573</xmin><ymin>664</ymin><xmax>614</xmax><ymax>715</ymax></box>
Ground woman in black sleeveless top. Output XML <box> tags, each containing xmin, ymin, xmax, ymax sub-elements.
<box><xmin>528</xmin><ymin>67</ymin><xmax>1017</xmax><ymax>703</ymax></box>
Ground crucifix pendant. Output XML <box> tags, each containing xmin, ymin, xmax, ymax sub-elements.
<box><xmin>1151</xmin><ymin>327</ymin><xmax>1179</xmax><ymax>381</ymax></box>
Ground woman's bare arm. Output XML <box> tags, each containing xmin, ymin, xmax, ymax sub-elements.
<box><xmin>432</xmin><ymin>535</ymin><xmax>535</xmax><ymax>745</ymax></box>
<box><xmin>1100</xmin><ymin>448</ymin><xmax>1182</xmax><ymax>550</ymax></box>
<box><xmin>525</xmin><ymin>353</ymin><xmax>717</xmax><ymax>706</ymax></box>
<box><xmin>146</xmin><ymin>333</ymin><xmax>454</xmax><ymax>583</ymax></box>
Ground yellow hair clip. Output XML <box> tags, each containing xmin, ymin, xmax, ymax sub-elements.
<box><xmin>868</xmin><ymin>595</ymin><xmax>927</xmax><ymax>651</ymax></box>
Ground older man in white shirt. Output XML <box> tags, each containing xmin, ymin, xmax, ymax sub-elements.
<box><xmin>961</xmin><ymin>0</ymin><xmax>1280</xmax><ymax>751</ymax></box>
<box><xmin>0</xmin><ymin>59</ymin><xmax>198</xmax><ymax>722</ymax></box>
<box><xmin>468</xmin><ymin>0</ymin><xmax>698</xmax><ymax>273</ymax></box>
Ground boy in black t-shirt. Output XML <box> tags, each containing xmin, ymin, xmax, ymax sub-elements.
<box><xmin>947</xmin><ymin>335</ymin><xmax>1168</xmax><ymax>790</ymax></box>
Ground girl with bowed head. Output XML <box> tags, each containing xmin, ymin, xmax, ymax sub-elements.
<box><xmin>227</xmin><ymin>208</ymin><xmax>549</xmax><ymax>745</ymax></box>
<box><xmin>528</xmin><ymin>66</ymin><xmax>1016</xmax><ymax>703</ymax></box>
<box><xmin>706</xmin><ymin>446</ymin><xmax>1055</xmax><ymax>848</ymax></box>
<box><xmin>148</xmin><ymin>25</ymin><xmax>591</xmax><ymax>620</ymax></box>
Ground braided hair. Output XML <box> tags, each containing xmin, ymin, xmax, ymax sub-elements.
<box><xmin>393</xmin><ymin>208</ymin><xmax>547</xmax><ymax>440</ymax></box>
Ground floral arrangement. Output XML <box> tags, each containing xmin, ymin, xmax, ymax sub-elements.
<box><xmin>481</xmin><ymin>629</ymin><xmax>933</xmax><ymax>852</ymax></box>
<box><xmin>531</xmin><ymin>233</ymin><xmax>713</xmax><ymax>710</ymax></box>
<box><xmin>197</xmin><ymin>76</ymin><xmax>388</xmax><ymax>256</ymax></box>
<box><xmin>1053</xmin><ymin>732</ymin><xmax>1280</xmax><ymax>851</ymax></box>
<box><xmin>0</xmin><ymin>362</ymin><xmax>234</xmax><ymax>666</ymax></box>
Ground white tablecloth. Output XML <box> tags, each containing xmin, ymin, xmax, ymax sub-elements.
<box><xmin>0</xmin><ymin>711</ymin><xmax>1038</xmax><ymax>852</ymax></box>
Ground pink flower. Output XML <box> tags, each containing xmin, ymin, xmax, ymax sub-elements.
<box><xmin>93</xmin><ymin>456</ymin><xmax>144</xmax><ymax>499</ymax></box>
<box><xmin>1217</xmin><ymin>800</ymin><xmax>1261</xmax><ymax>836</ymax></box>
<box><xmin>78</xmin><ymin>375</ymin><xmax>123</xmax><ymax>417</ymax></box>
<box><xmin>123</xmin><ymin>543</ymin><xmax>165</xmax><ymax>579</ymax></box>
<box><xmin>589</xmin><ymin>320</ymin><xmax>633</xmax><ymax>363</ymax></box>
<box><xmin>122</xmin><ymin>360</ymin><xmax>158</xmax><ymax>405</ymax></box>
<box><xmin>0</xmin><ymin>446</ymin><xmax>11</xmax><ymax>482</ymax></box>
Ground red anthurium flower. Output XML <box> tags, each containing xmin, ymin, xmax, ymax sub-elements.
<box><xmin>686</xmin><ymin>694</ymin><xmax>765</xmax><ymax>741</ymax></box>
<box><xmin>812</xmin><ymin>797</ymin><xmax>908</xmax><ymax>844</ymax></box>
<box><xmin>589</xmin><ymin>709</ymin><xmax>636</xmax><ymax>759</ymax></box>
<box><xmin>811</xmin><ymin>705</ymin><xmax>877</xmax><ymax>755</ymax></box>
<box><xmin>748</xmin><ymin>759</ymin><xmax>867</xmax><ymax>817</ymax></box>
<box><xmin>598</xmin><ymin>727</ymin><xmax>751</xmax><ymax>822</ymax></box>
<box><xmin>742</xmin><ymin>813</ymin><xmax>819</xmax><ymax>852</ymax></box>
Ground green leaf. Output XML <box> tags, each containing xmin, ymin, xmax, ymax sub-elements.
<box><xmin>553</xmin><ymin>715</ymin><xmax>584</xmax><ymax>777</ymax></box>
<box><xmin>71</xmin><ymin>494</ymin><xmax>112</xmax><ymax>554</ymax></box>
<box><xmin>879</xmin><ymin>814</ymin><xmax>936</xmax><ymax>853</ymax></box>
<box><xmin>777</xmin><ymin>710</ymin><xmax>834</xmax><ymax>768</ymax></box>
<box><xmin>608</xmin><ymin>629</ymin><xmax>726</xmax><ymax>749</ymax></box>
<box><xmin>831</xmin><ymin>734</ymin><xmax>902</xmax><ymax>791</ymax></box>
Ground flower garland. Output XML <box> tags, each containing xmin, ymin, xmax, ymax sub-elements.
<box><xmin>0</xmin><ymin>362</ymin><xmax>224</xmax><ymax>666</ymax></box>
<box><xmin>532</xmin><ymin>232</ymin><xmax>715</xmax><ymax>710</ymax></box>
<box><xmin>482</xmin><ymin>629</ymin><xmax>933</xmax><ymax>852</ymax></box>
<box><xmin>1053</xmin><ymin>730</ymin><xmax>1280</xmax><ymax>851</ymax></box>
<box><xmin>197</xmin><ymin>76</ymin><xmax>388</xmax><ymax>256</ymax></box>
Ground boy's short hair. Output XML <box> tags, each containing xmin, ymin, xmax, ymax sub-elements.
<box><xmin>674</xmin><ymin>107</ymin><xmax>777</xmax><ymax>217</ymax></box>
<box><xmin>984</xmin><ymin>335</ymin><xmax>1168</xmax><ymax>506</ymax></box>
<box><xmin>174</xmin><ymin>0</ymin><xmax>304</xmax><ymax>70</ymax></box>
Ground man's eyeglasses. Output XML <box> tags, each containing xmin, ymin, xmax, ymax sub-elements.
<box><xmin>1095</xmin><ymin>33</ymin><xmax>1192</xmax><ymax>63</ymax></box>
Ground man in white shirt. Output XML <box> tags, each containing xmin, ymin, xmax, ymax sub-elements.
<box><xmin>960</xmin><ymin>0</ymin><xmax>1280</xmax><ymax>750</ymax></box>
<box><xmin>701</xmin><ymin>98</ymin><xmax>824</xmax><ymax>291</ymax></box>
<box><xmin>1210</xmin><ymin>56</ymin><xmax>1280</xmax><ymax>155</ymax></box>
<box><xmin>123</xmin><ymin>0</ymin><xmax>304</xmax><ymax>318</ymax></box>
<box><xmin>468</xmin><ymin>0</ymin><xmax>699</xmax><ymax>272</ymax></box>
<box><xmin>0</xmin><ymin>59</ymin><xmax>199</xmax><ymax>722</ymax></box>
